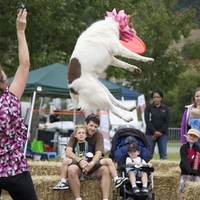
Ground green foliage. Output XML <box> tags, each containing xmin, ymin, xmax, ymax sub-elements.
<box><xmin>167</xmin><ymin>37</ymin><xmax>200</xmax><ymax>127</ymax></box>
<box><xmin>165</xmin><ymin>69</ymin><xmax>200</xmax><ymax>127</ymax></box>
<box><xmin>173</xmin><ymin>0</ymin><xmax>200</xmax><ymax>25</ymax></box>
<box><xmin>182</xmin><ymin>41</ymin><xmax>200</xmax><ymax>60</ymax></box>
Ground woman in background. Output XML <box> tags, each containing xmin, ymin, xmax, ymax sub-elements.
<box><xmin>144</xmin><ymin>90</ymin><xmax>170</xmax><ymax>160</ymax></box>
<box><xmin>180</xmin><ymin>88</ymin><xmax>200</xmax><ymax>146</ymax></box>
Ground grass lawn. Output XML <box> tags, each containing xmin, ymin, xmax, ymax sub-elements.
<box><xmin>167</xmin><ymin>143</ymin><xmax>181</xmax><ymax>148</ymax></box>
<box><xmin>153</xmin><ymin>152</ymin><xmax>180</xmax><ymax>161</ymax></box>
<box><xmin>153</xmin><ymin>142</ymin><xmax>181</xmax><ymax>161</ymax></box>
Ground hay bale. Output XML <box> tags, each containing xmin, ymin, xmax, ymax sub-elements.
<box><xmin>26</xmin><ymin>160</ymin><xmax>182</xmax><ymax>199</ymax></box>
<box><xmin>1</xmin><ymin>190</ymin><xmax>12</xmax><ymax>200</ymax></box>
<box><xmin>168</xmin><ymin>166</ymin><xmax>181</xmax><ymax>175</ymax></box>
<box><xmin>153</xmin><ymin>172</ymin><xmax>179</xmax><ymax>200</ymax></box>
<box><xmin>33</xmin><ymin>175</ymin><xmax>74</xmax><ymax>200</ymax></box>
<box><xmin>27</xmin><ymin>161</ymin><xmax>114</xmax><ymax>199</ymax></box>
<box><xmin>184</xmin><ymin>182</ymin><xmax>200</xmax><ymax>200</ymax></box>
<box><xmin>151</xmin><ymin>160</ymin><xmax>179</xmax><ymax>172</ymax></box>
<box><xmin>32</xmin><ymin>175</ymin><xmax>114</xmax><ymax>200</ymax></box>
<box><xmin>28</xmin><ymin>160</ymin><xmax>61</xmax><ymax>176</ymax></box>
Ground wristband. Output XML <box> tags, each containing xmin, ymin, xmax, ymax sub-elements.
<box><xmin>78</xmin><ymin>159</ymin><xmax>84</xmax><ymax>165</ymax></box>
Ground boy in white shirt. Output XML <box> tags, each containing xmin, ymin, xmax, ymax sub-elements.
<box><xmin>126</xmin><ymin>143</ymin><xmax>153</xmax><ymax>194</ymax></box>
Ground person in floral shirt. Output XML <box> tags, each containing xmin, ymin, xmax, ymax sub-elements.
<box><xmin>0</xmin><ymin>8</ymin><xmax>38</xmax><ymax>200</ymax></box>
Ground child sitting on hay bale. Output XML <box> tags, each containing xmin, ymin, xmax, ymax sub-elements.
<box><xmin>179</xmin><ymin>128</ymin><xmax>200</xmax><ymax>200</ymax></box>
<box><xmin>53</xmin><ymin>124</ymin><xmax>128</xmax><ymax>191</ymax></box>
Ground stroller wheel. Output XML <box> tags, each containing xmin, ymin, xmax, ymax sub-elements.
<box><xmin>146</xmin><ymin>192</ymin><xmax>155</xmax><ymax>200</ymax></box>
<box><xmin>127</xmin><ymin>198</ymin><xmax>134</xmax><ymax>200</ymax></box>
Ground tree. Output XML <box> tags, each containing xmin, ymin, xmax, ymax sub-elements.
<box><xmin>165</xmin><ymin>68</ymin><xmax>200</xmax><ymax>127</ymax></box>
<box><xmin>166</xmin><ymin>38</ymin><xmax>200</xmax><ymax>127</ymax></box>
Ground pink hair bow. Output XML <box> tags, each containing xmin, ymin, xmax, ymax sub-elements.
<box><xmin>106</xmin><ymin>8</ymin><xmax>135</xmax><ymax>41</ymax></box>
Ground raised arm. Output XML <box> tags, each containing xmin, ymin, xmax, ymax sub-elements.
<box><xmin>9</xmin><ymin>9</ymin><xmax>30</xmax><ymax>100</ymax></box>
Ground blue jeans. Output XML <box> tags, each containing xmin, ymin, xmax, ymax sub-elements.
<box><xmin>146</xmin><ymin>134</ymin><xmax>168</xmax><ymax>160</ymax></box>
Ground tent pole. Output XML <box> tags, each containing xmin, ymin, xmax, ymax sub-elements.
<box><xmin>73</xmin><ymin>108</ymin><xmax>76</xmax><ymax>125</ymax></box>
<box><xmin>24</xmin><ymin>91</ymin><xmax>37</xmax><ymax>156</ymax></box>
<box><xmin>121</xmin><ymin>96</ymin><xmax>129</xmax><ymax>127</ymax></box>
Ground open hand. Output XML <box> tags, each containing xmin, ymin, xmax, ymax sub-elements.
<box><xmin>16</xmin><ymin>9</ymin><xmax>27</xmax><ymax>32</ymax></box>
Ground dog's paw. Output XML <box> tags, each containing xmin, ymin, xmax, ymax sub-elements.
<box><xmin>133</xmin><ymin>67</ymin><xmax>141</xmax><ymax>74</ymax></box>
<box><xmin>129</xmin><ymin>106</ymin><xmax>136</xmax><ymax>111</ymax></box>
<box><xmin>124</xmin><ymin>117</ymin><xmax>134</xmax><ymax>122</ymax></box>
<box><xmin>146</xmin><ymin>58</ymin><xmax>154</xmax><ymax>64</ymax></box>
<box><xmin>128</xmin><ymin>66</ymin><xmax>141</xmax><ymax>74</ymax></box>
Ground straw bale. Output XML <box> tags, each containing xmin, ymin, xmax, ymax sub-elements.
<box><xmin>1</xmin><ymin>190</ymin><xmax>12</xmax><ymax>200</ymax></box>
<box><xmin>168</xmin><ymin>166</ymin><xmax>181</xmax><ymax>175</ymax></box>
<box><xmin>32</xmin><ymin>175</ymin><xmax>114</xmax><ymax>200</ymax></box>
<box><xmin>33</xmin><ymin>175</ymin><xmax>74</xmax><ymax>200</ymax></box>
<box><xmin>151</xmin><ymin>160</ymin><xmax>179</xmax><ymax>172</ymax></box>
<box><xmin>28</xmin><ymin>160</ymin><xmax>61</xmax><ymax>176</ymax></box>
<box><xmin>153</xmin><ymin>172</ymin><xmax>179</xmax><ymax>200</ymax></box>
<box><xmin>2</xmin><ymin>160</ymin><xmax>183</xmax><ymax>200</ymax></box>
<box><xmin>27</xmin><ymin>161</ymin><xmax>114</xmax><ymax>199</ymax></box>
<box><xmin>184</xmin><ymin>182</ymin><xmax>200</xmax><ymax>200</ymax></box>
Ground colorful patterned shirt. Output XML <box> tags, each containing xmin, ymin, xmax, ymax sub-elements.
<box><xmin>0</xmin><ymin>88</ymin><xmax>28</xmax><ymax>177</ymax></box>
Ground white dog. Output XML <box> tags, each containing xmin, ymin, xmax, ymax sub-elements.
<box><xmin>68</xmin><ymin>9</ymin><xmax>154</xmax><ymax>122</ymax></box>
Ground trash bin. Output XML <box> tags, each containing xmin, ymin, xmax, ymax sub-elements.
<box><xmin>58</xmin><ymin>136</ymin><xmax>68</xmax><ymax>158</ymax></box>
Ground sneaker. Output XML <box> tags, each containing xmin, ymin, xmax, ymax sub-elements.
<box><xmin>132</xmin><ymin>186</ymin><xmax>140</xmax><ymax>193</ymax></box>
<box><xmin>53</xmin><ymin>181</ymin><xmax>69</xmax><ymax>190</ymax></box>
<box><xmin>115</xmin><ymin>177</ymin><xmax>129</xmax><ymax>188</ymax></box>
<box><xmin>141</xmin><ymin>186</ymin><xmax>148</xmax><ymax>193</ymax></box>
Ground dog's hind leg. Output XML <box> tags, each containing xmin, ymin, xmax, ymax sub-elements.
<box><xmin>68</xmin><ymin>92</ymin><xmax>79</xmax><ymax>110</ymax></box>
<box><xmin>109</xmin><ymin>104</ymin><xmax>134</xmax><ymax>122</ymax></box>
<box><xmin>97</xmin><ymin>80</ymin><xmax>136</xmax><ymax>112</ymax></box>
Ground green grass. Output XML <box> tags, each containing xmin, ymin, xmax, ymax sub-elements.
<box><xmin>167</xmin><ymin>143</ymin><xmax>181</xmax><ymax>148</ymax></box>
<box><xmin>153</xmin><ymin>152</ymin><xmax>180</xmax><ymax>161</ymax></box>
<box><xmin>152</xmin><ymin>143</ymin><xmax>181</xmax><ymax>161</ymax></box>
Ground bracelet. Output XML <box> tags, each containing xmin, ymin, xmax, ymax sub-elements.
<box><xmin>78</xmin><ymin>159</ymin><xmax>84</xmax><ymax>165</ymax></box>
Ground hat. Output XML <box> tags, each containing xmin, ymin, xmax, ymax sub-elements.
<box><xmin>124</xmin><ymin>136</ymin><xmax>138</xmax><ymax>145</ymax></box>
<box><xmin>187</xmin><ymin>129</ymin><xmax>200</xmax><ymax>138</ymax></box>
<box><xmin>128</xmin><ymin>143</ymin><xmax>140</xmax><ymax>151</ymax></box>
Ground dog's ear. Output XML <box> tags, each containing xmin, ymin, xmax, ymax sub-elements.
<box><xmin>128</xmin><ymin>13</ymin><xmax>136</xmax><ymax>28</ymax></box>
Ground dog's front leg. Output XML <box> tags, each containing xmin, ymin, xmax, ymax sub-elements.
<box><xmin>111</xmin><ymin>57</ymin><xmax>141</xmax><ymax>73</ymax></box>
<box><xmin>116</xmin><ymin>44</ymin><xmax>154</xmax><ymax>64</ymax></box>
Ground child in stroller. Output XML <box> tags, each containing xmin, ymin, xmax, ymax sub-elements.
<box><xmin>126</xmin><ymin>143</ymin><xmax>153</xmax><ymax>193</ymax></box>
<box><xmin>110</xmin><ymin>128</ymin><xmax>155</xmax><ymax>200</ymax></box>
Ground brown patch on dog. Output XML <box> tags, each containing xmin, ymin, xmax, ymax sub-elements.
<box><xmin>68</xmin><ymin>58</ymin><xmax>81</xmax><ymax>84</ymax></box>
<box><xmin>68</xmin><ymin>58</ymin><xmax>81</xmax><ymax>95</ymax></box>
<box><xmin>70</xmin><ymin>88</ymin><xmax>78</xmax><ymax>95</ymax></box>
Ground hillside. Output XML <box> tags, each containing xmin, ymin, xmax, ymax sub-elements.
<box><xmin>170</xmin><ymin>29</ymin><xmax>200</xmax><ymax>50</ymax></box>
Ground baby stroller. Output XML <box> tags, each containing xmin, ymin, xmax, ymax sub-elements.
<box><xmin>110</xmin><ymin>128</ymin><xmax>155</xmax><ymax>200</ymax></box>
